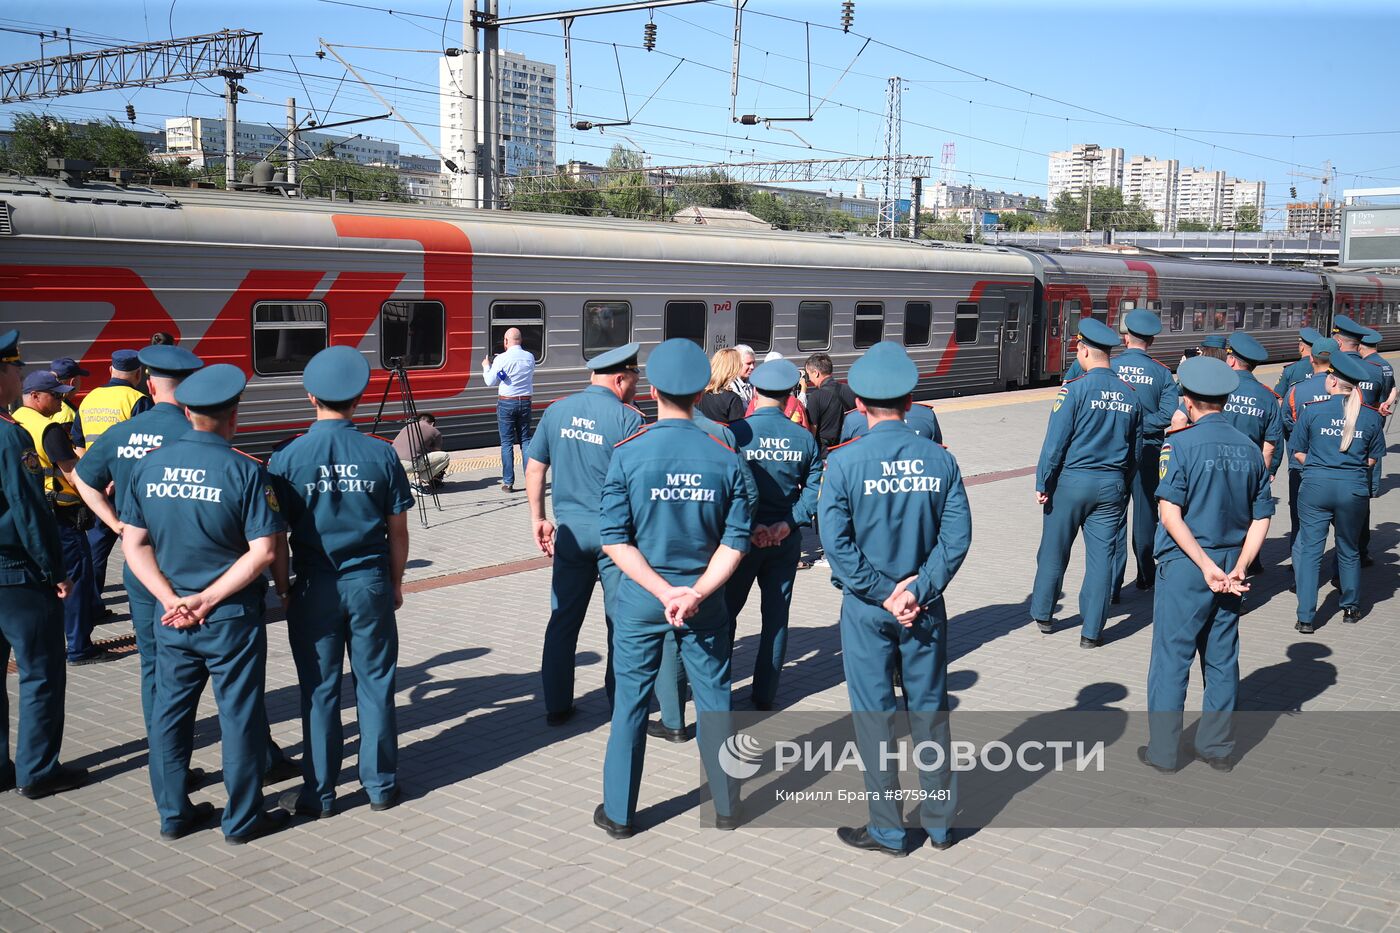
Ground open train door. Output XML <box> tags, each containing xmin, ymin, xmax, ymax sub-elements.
<box><xmin>983</xmin><ymin>285</ymin><xmax>1034</xmax><ymax>389</ymax></box>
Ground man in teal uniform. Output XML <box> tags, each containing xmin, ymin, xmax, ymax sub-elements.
<box><xmin>121</xmin><ymin>365</ymin><xmax>291</xmax><ymax>843</ymax></box>
<box><xmin>1274</xmin><ymin>327</ymin><xmax>1324</xmax><ymax>397</ymax></box>
<box><xmin>1222</xmin><ymin>333</ymin><xmax>1283</xmax><ymax>468</ymax></box>
<box><xmin>821</xmin><ymin>341</ymin><xmax>972</xmax><ymax>856</ymax></box>
<box><xmin>594</xmin><ymin>339</ymin><xmax>751</xmax><ymax>838</ymax></box>
<box><xmin>1357</xmin><ymin>328</ymin><xmax>1393</xmax><ymax>565</ymax></box>
<box><xmin>840</xmin><ymin>402</ymin><xmax>941</xmax><ymax>444</ymax></box>
<box><xmin>1332</xmin><ymin>316</ymin><xmax>1383</xmax><ymax>406</ymax></box>
<box><xmin>1290</xmin><ymin>352</ymin><xmax>1386</xmax><ymax>633</ymax></box>
<box><xmin>1280</xmin><ymin>339</ymin><xmax>1338</xmax><ymax>546</ymax></box>
<box><xmin>1142</xmin><ymin>357</ymin><xmax>1272</xmax><ymax>773</ymax></box>
<box><xmin>725</xmin><ymin>359</ymin><xmax>822</xmax><ymax>710</ymax></box>
<box><xmin>0</xmin><ymin>330</ymin><xmax>87</xmax><ymax>800</ymax></box>
<box><xmin>526</xmin><ymin>342</ymin><xmax>644</xmax><ymax>725</ymax></box>
<box><xmin>268</xmin><ymin>346</ymin><xmax>414</xmax><ymax>818</ymax></box>
<box><xmin>1109</xmin><ymin>310</ymin><xmax>1175</xmax><ymax>595</ymax></box>
<box><xmin>1030</xmin><ymin>318</ymin><xmax>1139</xmax><ymax>648</ymax></box>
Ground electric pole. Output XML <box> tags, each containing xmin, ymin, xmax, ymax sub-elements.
<box><xmin>1080</xmin><ymin>143</ymin><xmax>1103</xmax><ymax>234</ymax></box>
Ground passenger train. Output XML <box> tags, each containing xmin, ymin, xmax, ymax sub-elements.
<box><xmin>1</xmin><ymin>172</ymin><xmax>1397</xmax><ymax>453</ymax></box>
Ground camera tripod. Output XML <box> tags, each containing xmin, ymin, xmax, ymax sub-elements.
<box><xmin>373</xmin><ymin>359</ymin><xmax>442</xmax><ymax>527</ymax></box>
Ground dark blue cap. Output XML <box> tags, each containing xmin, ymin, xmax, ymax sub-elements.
<box><xmin>22</xmin><ymin>371</ymin><xmax>74</xmax><ymax>395</ymax></box>
<box><xmin>1201</xmin><ymin>335</ymin><xmax>1227</xmax><ymax>349</ymax></box>
<box><xmin>1330</xmin><ymin>352</ymin><xmax>1370</xmax><ymax>385</ymax></box>
<box><xmin>587</xmin><ymin>341</ymin><xmax>641</xmax><ymax>373</ymax></box>
<box><xmin>1333</xmin><ymin>315</ymin><xmax>1368</xmax><ymax>339</ymax></box>
<box><xmin>0</xmin><ymin>330</ymin><xmax>20</xmax><ymax>366</ymax></box>
<box><xmin>111</xmin><ymin>349</ymin><xmax>142</xmax><ymax>372</ymax></box>
<box><xmin>1227</xmin><ymin>332</ymin><xmax>1268</xmax><ymax>365</ymax></box>
<box><xmin>646</xmin><ymin>339</ymin><xmax>711</xmax><ymax>395</ymax></box>
<box><xmin>1361</xmin><ymin>328</ymin><xmax>1383</xmax><ymax>347</ymax></box>
<box><xmin>1176</xmin><ymin>357</ymin><xmax>1239</xmax><ymax>399</ymax></box>
<box><xmin>1310</xmin><ymin>337</ymin><xmax>1339</xmax><ymax>358</ymax></box>
<box><xmin>750</xmin><ymin>358</ymin><xmax>801</xmax><ymax>393</ymax></box>
<box><xmin>1123</xmin><ymin>309</ymin><xmax>1162</xmax><ymax>338</ymax></box>
<box><xmin>138</xmin><ymin>345</ymin><xmax>203</xmax><ymax>379</ymax></box>
<box><xmin>848</xmin><ymin>341</ymin><xmax>919</xmax><ymax>400</ymax></box>
<box><xmin>1076</xmin><ymin>318</ymin><xmax>1120</xmax><ymax>351</ymax></box>
<box><xmin>50</xmin><ymin>357</ymin><xmax>90</xmax><ymax>379</ymax></box>
<box><xmin>175</xmin><ymin>363</ymin><xmax>247</xmax><ymax>410</ymax></box>
<box><xmin>1299</xmin><ymin>327</ymin><xmax>1323</xmax><ymax>345</ymax></box>
<box><xmin>303</xmin><ymin>346</ymin><xmax>370</xmax><ymax>403</ymax></box>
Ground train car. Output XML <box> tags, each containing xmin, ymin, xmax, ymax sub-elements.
<box><xmin>1012</xmin><ymin>249</ymin><xmax>1332</xmax><ymax>376</ymax></box>
<box><xmin>1324</xmin><ymin>269</ymin><xmax>1400</xmax><ymax>348</ymax></box>
<box><xmin>0</xmin><ymin>173</ymin><xmax>1038</xmax><ymax>453</ymax></box>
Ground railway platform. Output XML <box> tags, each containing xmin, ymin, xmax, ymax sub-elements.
<box><xmin>4</xmin><ymin>374</ymin><xmax>1400</xmax><ymax>933</ymax></box>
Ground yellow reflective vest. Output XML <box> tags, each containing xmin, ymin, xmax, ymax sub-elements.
<box><xmin>12</xmin><ymin>405</ymin><xmax>82</xmax><ymax>507</ymax></box>
<box><xmin>79</xmin><ymin>383</ymin><xmax>147</xmax><ymax>444</ymax></box>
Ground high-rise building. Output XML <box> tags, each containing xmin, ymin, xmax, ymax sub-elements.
<box><xmin>924</xmin><ymin>181</ymin><xmax>1041</xmax><ymax>213</ymax></box>
<box><xmin>1047</xmin><ymin>144</ymin><xmax>1124</xmax><ymax>203</ymax></box>
<box><xmin>161</xmin><ymin>116</ymin><xmax>399</xmax><ymax>168</ymax></box>
<box><xmin>1286</xmin><ymin>200</ymin><xmax>1342</xmax><ymax>235</ymax></box>
<box><xmin>1123</xmin><ymin>155</ymin><xmax>1179</xmax><ymax>229</ymax></box>
<box><xmin>1221</xmin><ymin>179</ymin><xmax>1265</xmax><ymax>229</ymax></box>
<box><xmin>440</xmin><ymin>49</ymin><xmax>556</xmax><ymax>200</ymax></box>
<box><xmin>1176</xmin><ymin>167</ymin><xmax>1225</xmax><ymax>227</ymax></box>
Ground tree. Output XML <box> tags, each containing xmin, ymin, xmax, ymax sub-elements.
<box><xmin>1233</xmin><ymin>204</ymin><xmax>1261</xmax><ymax>233</ymax></box>
<box><xmin>599</xmin><ymin>144</ymin><xmax>657</xmax><ymax>219</ymax></box>
<box><xmin>1050</xmin><ymin>186</ymin><xmax>1158</xmax><ymax>232</ymax></box>
<box><xmin>509</xmin><ymin>172</ymin><xmax>603</xmax><ymax>216</ymax></box>
<box><xmin>298</xmin><ymin>159</ymin><xmax>411</xmax><ymax>202</ymax></box>
<box><xmin>1176</xmin><ymin>219</ymin><xmax>1213</xmax><ymax>232</ymax></box>
<box><xmin>999</xmin><ymin>211</ymin><xmax>1036</xmax><ymax>232</ymax></box>
<box><xmin>1</xmin><ymin>112</ymin><xmax>153</xmax><ymax>176</ymax></box>
<box><xmin>670</xmin><ymin>168</ymin><xmax>747</xmax><ymax>210</ymax></box>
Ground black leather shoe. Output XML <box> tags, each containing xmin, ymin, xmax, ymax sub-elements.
<box><xmin>18</xmin><ymin>765</ymin><xmax>88</xmax><ymax>799</ymax></box>
<box><xmin>225</xmin><ymin>809</ymin><xmax>292</xmax><ymax>845</ymax></box>
<box><xmin>160</xmin><ymin>801</ymin><xmax>217</xmax><ymax>840</ymax></box>
<box><xmin>185</xmin><ymin>767</ymin><xmax>207</xmax><ymax>791</ymax></box>
<box><xmin>1134</xmin><ymin>575</ymin><xmax>1153</xmax><ymax>590</ymax></box>
<box><xmin>278</xmin><ymin>789</ymin><xmax>333</xmax><ymax>819</ymax></box>
<box><xmin>836</xmin><ymin>825</ymin><xmax>908</xmax><ymax>858</ymax></box>
<box><xmin>752</xmin><ymin>698</ymin><xmax>774</xmax><ymax>712</ymax></box>
<box><xmin>0</xmin><ymin>773</ymin><xmax>14</xmax><ymax>793</ymax></box>
<box><xmin>647</xmin><ymin>720</ymin><xmax>690</xmax><ymax>743</ymax></box>
<box><xmin>1110</xmin><ymin>593</ymin><xmax>1122</xmax><ymax>605</ymax></box>
<box><xmin>1343</xmin><ymin>607</ymin><xmax>1360</xmax><ymax>625</ymax></box>
<box><xmin>369</xmin><ymin>787</ymin><xmax>401</xmax><ymax>812</ymax></box>
<box><xmin>1295</xmin><ymin>620</ymin><xmax>1315</xmax><ymax>635</ymax></box>
<box><xmin>1361</xmin><ymin>553</ymin><xmax>1374</xmax><ymax>568</ymax></box>
<box><xmin>263</xmin><ymin>758</ymin><xmax>301</xmax><ymax>785</ymax></box>
<box><xmin>714</xmin><ymin>809</ymin><xmax>742</xmax><ymax>831</ymax></box>
<box><xmin>1034</xmin><ymin>619</ymin><xmax>1053</xmax><ymax>635</ymax></box>
<box><xmin>545</xmin><ymin>706</ymin><xmax>576</xmax><ymax>726</ymax></box>
<box><xmin>929</xmin><ymin>830</ymin><xmax>958</xmax><ymax>851</ymax></box>
<box><xmin>1136</xmin><ymin>746</ymin><xmax>1177</xmax><ymax>774</ymax></box>
<box><xmin>68</xmin><ymin>650</ymin><xmax>121</xmax><ymax>666</ymax></box>
<box><xmin>500</xmin><ymin>483</ymin><xmax>514</xmax><ymax>493</ymax></box>
<box><xmin>892</xmin><ymin>666</ymin><xmax>904</xmax><ymax>690</ymax></box>
<box><xmin>1080</xmin><ymin>636</ymin><xmax>1101</xmax><ymax>649</ymax></box>
<box><xmin>1192</xmin><ymin>749</ymin><xmax>1234</xmax><ymax>773</ymax></box>
<box><xmin>593</xmin><ymin>803</ymin><xmax>634</xmax><ymax>839</ymax></box>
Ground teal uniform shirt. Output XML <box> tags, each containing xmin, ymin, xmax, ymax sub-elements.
<box><xmin>1292</xmin><ymin>396</ymin><xmax>1386</xmax><ymax>478</ymax></box>
<box><xmin>1036</xmin><ymin>368</ymin><xmax>1141</xmax><ymax>493</ymax></box>
<box><xmin>1341</xmin><ymin>351</ymin><xmax>1384</xmax><ymax>407</ymax></box>
<box><xmin>1220</xmin><ymin>371</ymin><xmax>1283</xmax><ymax>453</ymax></box>
<box><xmin>121</xmin><ymin>431</ymin><xmax>287</xmax><ymax>618</ymax></box>
<box><xmin>599</xmin><ymin>419</ymin><xmax>752</xmax><ymax>622</ymax></box>
<box><xmin>527</xmin><ymin>385</ymin><xmax>645</xmax><ymax>525</ymax></box>
<box><xmin>0</xmin><ymin>413</ymin><xmax>64</xmax><ymax>586</ymax></box>
<box><xmin>820</xmin><ymin>420</ymin><xmax>972</xmax><ymax>607</ymax></box>
<box><xmin>1062</xmin><ymin>358</ymin><xmax>1084</xmax><ymax>383</ymax></box>
<box><xmin>1282</xmin><ymin>374</ymin><xmax>1333</xmax><ymax>473</ymax></box>
<box><xmin>840</xmin><ymin>405</ymin><xmax>942</xmax><ymax>444</ymax></box>
<box><xmin>267</xmin><ymin>420</ymin><xmax>414</xmax><ymax>576</ymax></box>
<box><xmin>1112</xmin><ymin>348</ymin><xmax>1174</xmax><ymax>443</ymax></box>
<box><xmin>1362</xmin><ymin>353</ymin><xmax>1395</xmax><ymax>402</ymax></box>
<box><xmin>731</xmin><ymin>407</ymin><xmax>822</xmax><ymax>527</ymax></box>
<box><xmin>1274</xmin><ymin>357</ymin><xmax>1314</xmax><ymax>397</ymax></box>
<box><xmin>1153</xmin><ymin>415</ymin><xmax>1274</xmax><ymax>564</ymax></box>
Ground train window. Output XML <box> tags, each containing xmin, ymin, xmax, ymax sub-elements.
<box><xmin>1005</xmin><ymin>301</ymin><xmax>1021</xmax><ymax>343</ymax></box>
<box><xmin>903</xmin><ymin>301</ymin><xmax>932</xmax><ymax>347</ymax></box>
<box><xmin>664</xmin><ymin>301</ymin><xmax>707</xmax><ymax>348</ymax></box>
<box><xmin>853</xmin><ymin>302</ymin><xmax>884</xmax><ymax>349</ymax></box>
<box><xmin>1091</xmin><ymin>300</ymin><xmax>1108</xmax><ymax>325</ymax></box>
<box><xmin>1116</xmin><ymin>300</ymin><xmax>1136</xmax><ymax>333</ymax></box>
<box><xmin>954</xmin><ymin>302</ymin><xmax>981</xmax><ymax>345</ymax></box>
<box><xmin>582</xmin><ymin>300</ymin><xmax>630</xmax><ymax>360</ymax></box>
<box><xmin>1234</xmin><ymin>302</ymin><xmax>1247</xmax><ymax>329</ymax></box>
<box><xmin>1251</xmin><ymin>303</ymin><xmax>1265</xmax><ymax>329</ymax></box>
<box><xmin>1269</xmin><ymin>303</ymin><xmax>1282</xmax><ymax>328</ymax></box>
<box><xmin>1191</xmin><ymin>302</ymin><xmax>1206</xmax><ymax>332</ymax></box>
<box><xmin>1065</xmin><ymin>300</ymin><xmax>1083</xmax><ymax>336</ymax></box>
<box><xmin>1049</xmin><ymin>301</ymin><xmax>1061</xmax><ymax>339</ymax></box>
<box><xmin>380</xmin><ymin>301</ymin><xmax>445</xmax><ymax>370</ymax></box>
<box><xmin>797</xmin><ymin>301</ymin><xmax>832</xmax><ymax>351</ymax></box>
<box><xmin>735</xmin><ymin>301</ymin><xmax>773</xmax><ymax>353</ymax></box>
<box><xmin>252</xmin><ymin>301</ymin><xmax>327</xmax><ymax>376</ymax></box>
<box><xmin>1169</xmin><ymin>301</ymin><xmax>1184</xmax><ymax>332</ymax></box>
<box><xmin>1213</xmin><ymin>304</ymin><xmax>1229</xmax><ymax>330</ymax></box>
<box><xmin>490</xmin><ymin>301</ymin><xmax>546</xmax><ymax>362</ymax></box>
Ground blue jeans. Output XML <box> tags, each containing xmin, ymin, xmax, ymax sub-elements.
<box><xmin>56</xmin><ymin>516</ymin><xmax>98</xmax><ymax>661</ymax></box>
<box><xmin>497</xmin><ymin>398</ymin><xmax>533</xmax><ymax>486</ymax></box>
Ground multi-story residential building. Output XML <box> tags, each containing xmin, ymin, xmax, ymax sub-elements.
<box><xmin>1047</xmin><ymin>144</ymin><xmax>1124</xmax><ymax>203</ymax></box>
<box><xmin>1286</xmin><ymin>200</ymin><xmax>1342</xmax><ymax>234</ymax></box>
<box><xmin>160</xmin><ymin>117</ymin><xmax>399</xmax><ymax>168</ymax></box>
<box><xmin>1176</xmin><ymin>167</ymin><xmax>1225</xmax><ymax>227</ymax></box>
<box><xmin>440</xmin><ymin>49</ymin><xmax>556</xmax><ymax>200</ymax></box>
<box><xmin>923</xmin><ymin>181</ymin><xmax>1040</xmax><ymax>213</ymax></box>
<box><xmin>1123</xmin><ymin>155</ymin><xmax>1179</xmax><ymax>229</ymax></box>
<box><xmin>1221</xmin><ymin>178</ymin><xmax>1265</xmax><ymax>228</ymax></box>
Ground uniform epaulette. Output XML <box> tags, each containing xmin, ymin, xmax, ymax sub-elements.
<box><xmin>1364</xmin><ymin>356</ymin><xmax>1386</xmax><ymax>368</ymax></box>
<box><xmin>0</xmin><ymin>411</ymin><xmax>13</xmax><ymax>424</ymax></box>
<box><xmin>367</xmin><ymin>433</ymin><xmax>393</xmax><ymax>444</ymax></box>
<box><xmin>1302</xmin><ymin>397</ymin><xmax>1332</xmax><ymax>408</ymax></box>
<box><xmin>1063</xmin><ymin>375</ymin><xmax>1085</xmax><ymax>385</ymax></box>
<box><xmin>843</xmin><ymin>407</ymin><xmax>859</xmax><ymax>415</ymax></box>
<box><xmin>1165</xmin><ymin>422</ymin><xmax>1197</xmax><ymax>435</ymax></box>
<box><xmin>1362</xmin><ymin>402</ymin><xmax>1382</xmax><ymax>413</ymax></box>
<box><xmin>827</xmin><ymin>436</ymin><xmax>862</xmax><ymax>452</ymax></box>
<box><xmin>624</xmin><ymin>403</ymin><xmax>646</xmax><ymax>419</ymax></box>
<box><xmin>1261</xmin><ymin>385</ymin><xmax>1281</xmax><ymax>401</ymax></box>
<box><xmin>614</xmin><ymin>426</ymin><xmax>649</xmax><ymax>448</ymax></box>
<box><xmin>232</xmin><ymin>446</ymin><xmax>264</xmax><ymax>464</ymax></box>
<box><xmin>705</xmin><ymin>433</ymin><xmax>737</xmax><ymax>453</ymax></box>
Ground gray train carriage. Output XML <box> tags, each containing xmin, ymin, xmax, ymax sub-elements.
<box><xmin>1324</xmin><ymin>270</ymin><xmax>1400</xmax><ymax>348</ymax></box>
<box><xmin>1013</xmin><ymin>249</ymin><xmax>1332</xmax><ymax>377</ymax></box>
<box><xmin>0</xmin><ymin>174</ymin><xmax>1036</xmax><ymax>453</ymax></box>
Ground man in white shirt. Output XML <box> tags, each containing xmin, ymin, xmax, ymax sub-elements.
<box><xmin>483</xmin><ymin>328</ymin><xmax>537</xmax><ymax>492</ymax></box>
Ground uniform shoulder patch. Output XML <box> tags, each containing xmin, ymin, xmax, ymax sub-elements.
<box><xmin>21</xmin><ymin>448</ymin><xmax>40</xmax><ymax>475</ymax></box>
<box><xmin>614</xmin><ymin>426</ymin><xmax>649</xmax><ymax>448</ymax></box>
<box><xmin>1158</xmin><ymin>442</ymin><xmax>1173</xmax><ymax>480</ymax></box>
<box><xmin>263</xmin><ymin>484</ymin><xmax>281</xmax><ymax>512</ymax></box>
<box><xmin>1052</xmin><ymin>383</ymin><xmax>1071</xmax><ymax>413</ymax></box>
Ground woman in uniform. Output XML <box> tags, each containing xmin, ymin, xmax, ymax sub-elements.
<box><xmin>1290</xmin><ymin>352</ymin><xmax>1386</xmax><ymax>634</ymax></box>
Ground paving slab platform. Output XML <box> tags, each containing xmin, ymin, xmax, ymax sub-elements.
<box><xmin>5</xmin><ymin>369</ymin><xmax>1400</xmax><ymax>933</ymax></box>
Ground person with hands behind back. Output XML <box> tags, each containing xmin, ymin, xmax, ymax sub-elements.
<box><xmin>120</xmin><ymin>364</ymin><xmax>291</xmax><ymax>844</ymax></box>
<box><xmin>593</xmin><ymin>339</ymin><xmax>753</xmax><ymax>840</ymax></box>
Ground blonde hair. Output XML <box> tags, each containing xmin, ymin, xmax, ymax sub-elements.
<box><xmin>706</xmin><ymin>347</ymin><xmax>744</xmax><ymax>395</ymax></box>
<box><xmin>1335</xmin><ymin>374</ymin><xmax>1362</xmax><ymax>453</ymax></box>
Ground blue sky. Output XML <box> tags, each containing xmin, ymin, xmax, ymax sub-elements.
<box><xmin>3</xmin><ymin>0</ymin><xmax>1398</xmax><ymax>225</ymax></box>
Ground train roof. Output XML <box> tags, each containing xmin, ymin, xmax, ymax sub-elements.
<box><xmin>1009</xmin><ymin>246</ymin><xmax>1324</xmax><ymax>285</ymax></box>
<box><xmin>0</xmin><ymin>172</ymin><xmax>1034</xmax><ymax>277</ymax></box>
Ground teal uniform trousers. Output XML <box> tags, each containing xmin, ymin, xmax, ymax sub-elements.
<box><xmin>540</xmin><ymin>521</ymin><xmax>620</xmax><ymax>714</ymax></box>
<box><xmin>1030</xmin><ymin>472</ymin><xmax>1128</xmax><ymax>639</ymax></box>
<box><xmin>723</xmin><ymin>533</ymin><xmax>801</xmax><ymax>708</ymax></box>
<box><xmin>0</xmin><ymin>584</ymin><xmax>66</xmax><ymax>788</ymax></box>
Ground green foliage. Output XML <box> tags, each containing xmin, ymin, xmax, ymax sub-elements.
<box><xmin>1175</xmin><ymin>219</ymin><xmax>1213</xmax><ymax>232</ymax></box>
<box><xmin>1050</xmin><ymin>186</ymin><xmax>1159</xmax><ymax>232</ymax></box>
<box><xmin>670</xmin><ymin>168</ymin><xmax>747</xmax><ymax>210</ymax></box>
<box><xmin>509</xmin><ymin>172</ymin><xmax>604</xmax><ymax>216</ymax></box>
<box><xmin>1233</xmin><ymin>204</ymin><xmax>1261</xmax><ymax>232</ymax></box>
<box><xmin>745</xmin><ymin>192</ymin><xmax>859</xmax><ymax>232</ymax></box>
<box><xmin>999</xmin><ymin>211</ymin><xmax>1037</xmax><ymax>232</ymax></box>
<box><xmin>1</xmin><ymin>112</ymin><xmax>154</xmax><ymax>176</ymax></box>
<box><xmin>920</xmin><ymin>218</ymin><xmax>979</xmax><ymax>243</ymax></box>
<box><xmin>298</xmin><ymin>159</ymin><xmax>411</xmax><ymax>202</ymax></box>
